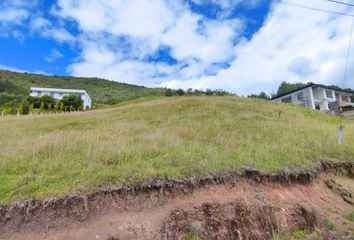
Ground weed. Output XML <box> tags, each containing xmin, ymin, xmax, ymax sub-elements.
<box><xmin>324</xmin><ymin>220</ymin><xmax>336</xmax><ymax>231</ymax></box>
<box><xmin>345</xmin><ymin>211</ymin><xmax>354</xmax><ymax>222</ymax></box>
<box><xmin>183</xmin><ymin>229</ymin><xmax>200</xmax><ymax>240</ymax></box>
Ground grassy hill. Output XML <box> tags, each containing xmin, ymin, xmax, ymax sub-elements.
<box><xmin>0</xmin><ymin>96</ymin><xmax>353</xmax><ymax>204</ymax></box>
<box><xmin>0</xmin><ymin>70</ymin><xmax>165</xmax><ymax>108</ymax></box>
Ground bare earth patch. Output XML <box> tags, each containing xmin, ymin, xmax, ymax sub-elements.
<box><xmin>0</xmin><ymin>161</ymin><xmax>353</xmax><ymax>240</ymax></box>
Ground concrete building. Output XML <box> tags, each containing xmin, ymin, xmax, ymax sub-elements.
<box><xmin>271</xmin><ymin>83</ymin><xmax>354</xmax><ymax>112</ymax></box>
<box><xmin>30</xmin><ymin>87</ymin><xmax>92</xmax><ymax>110</ymax></box>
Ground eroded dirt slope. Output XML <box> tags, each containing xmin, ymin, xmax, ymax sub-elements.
<box><xmin>1</xmin><ymin>161</ymin><xmax>353</xmax><ymax>240</ymax></box>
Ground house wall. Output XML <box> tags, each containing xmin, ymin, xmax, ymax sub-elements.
<box><xmin>313</xmin><ymin>87</ymin><xmax>354</xmax><ymax>111</ymax></box>
<box><xmin>273</xmin><ymin>87</ymin><xmax>314</xmax><ymax>109</ymax></box>
<box><xmin>30</xmin><ymin>90</ymin><xmax>92</xmax><ymax>109</ymax></box>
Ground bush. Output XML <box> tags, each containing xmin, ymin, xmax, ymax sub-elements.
<box><xmin>40</xmin><ymin>95</ymin><xmax>56</xmax><ymax>110</ymax></box>
<box><xmin>165</xmin><ymin>89</ymin><xmax>175</xmax><ymax>97</ymax></box>
<box><xmin>60</xmin><ymin>94</ymin><xmax>83</xmax><ymax>111</ymax></box>
<box><xmin>176</xmin><ymin>89</ymin><xmax>185</xmax><ymax>96</ymax></box>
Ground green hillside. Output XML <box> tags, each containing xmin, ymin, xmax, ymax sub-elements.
<box><xmin>0</xmin><ymin>70</ymin><xmax>165</xmax><ymax>109</ymax></box>
<box><xmin>0</xmin><ymin>96</ymin><xmax>353</xmax><ymax>203</ymax></box>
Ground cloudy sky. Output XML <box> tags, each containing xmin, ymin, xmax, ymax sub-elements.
<box><xmin>0</xmin><ymin>0</ymin><xmax>353</xmax><ymax>95</ymax></box>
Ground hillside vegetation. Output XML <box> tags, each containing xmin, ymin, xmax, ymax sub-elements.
<box><xmin>0</xmin><ymin>70</ymin><xmax>165</xmax><ymax>109</ymax></box>
<box><xmin>0</xmin><ymin>96</ymin><xmax>353</xmax><ymax>203</ymax></box>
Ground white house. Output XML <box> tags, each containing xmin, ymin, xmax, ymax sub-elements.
<box><xmin>271</xmin><ymin>83</ymin><xmax>354</xmax><ymax>112</ymax></box>
<box><xmin>30</xmin><ymin>87</ymin><xmax>92</xmax><ymax>110</ymax></box>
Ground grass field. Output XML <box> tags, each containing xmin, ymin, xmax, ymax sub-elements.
<box><xmin>0</xmin><ymin>96</ymin><xmax>353</xmax><ymax>204</ymax></box>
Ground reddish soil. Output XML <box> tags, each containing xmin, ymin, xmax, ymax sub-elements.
<box><xmin>1</xmin><ymin>161</ymin><xmax>353</xmax><ymax>240</ymax></box>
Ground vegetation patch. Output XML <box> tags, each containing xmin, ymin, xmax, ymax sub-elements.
<box><xmin>0</xmin><ymin>96</ymin><xmax>353</xmax><ymax>203</ymax></box>
<box><xmin>345</xmin><ymin>211</ymin><xmax>354</xmax><ymax>222</ymax></box>
<box><xmin>0</xmin><ymin>70</ymin><xmax>165</xmax><ymax>111</ymax></box>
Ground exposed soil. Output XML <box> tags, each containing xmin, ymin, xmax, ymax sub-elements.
<box><xmin>0</xmin><ymin>160</ymin><xmax>353</xmax><ymax>240</ymax></box>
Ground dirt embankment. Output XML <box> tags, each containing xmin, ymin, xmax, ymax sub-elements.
<box><xmin>1</xmin><ymin>160</ymin><xmax>353</xmax><ymax>240</ymax></box>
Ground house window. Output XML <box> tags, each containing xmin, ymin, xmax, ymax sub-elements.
<box><xmin>281</xmin><ymin>96</ymin><xmax>292</xmax><ymax>103</ymax></box>
<box><xmin>296</xmin><ymin>92</ymin><xmax>304</xmax><ymax>102</ymax></box>
<box><xmin>342</xmin><ymin>96</ymin><xmax>349</xmax><ymax>103</ymax></box>
<box><xmin>325</xmin><ymin>90</ymin><xmax>333</xmax><ymax>99</ymax></box>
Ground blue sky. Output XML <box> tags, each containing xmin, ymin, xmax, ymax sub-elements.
<box><xmin>0</xmin><ymin>0</ymin><xmax>353</xmax><ymax>94</ymax></box>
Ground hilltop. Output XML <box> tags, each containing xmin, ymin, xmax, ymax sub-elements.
<box><xmin>0</xmin><ymin>70</ymin><xmax>165</xmax><ymax>109</ymax></box>
<box><xmin>0</xmin><ymin>96</ymin><xmax>353</xmax><ymax>203</ymax></box>
<box><xmin>1</xmin><ymin>96</ymin><xmax>353</xmax><ymax>239</ymax></box>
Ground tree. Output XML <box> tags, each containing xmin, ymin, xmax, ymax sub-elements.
<box><xmin>61</xmin><ymin>94</ymin><xmax>83</xmax><ymax>111</ymax></box>
<box><xmin>205</xmin><ymin>89</ymin><xmax>213</xmax><ymax>95</ymax></box>
<box><xmin>275</xmin><ymin>81</ymin><xmax>307</xmax><ymax>97</ymax></box>
<box><xmin>53</xmin><ymin>101</ymin><xmax>59</xmax><ymax>112</ymax></box>
<box><xmin>176</xmin><ymin>89</ymin><xmax>185</xmax><ymax>96</ymax></box>
<box><xmin>248</xmin><ymin>91</ymin><xmax>270</xmax><ymax>100</ymax></box>
<box><xmin>17</xmin><ymin>103</ymin><xmax>23</xmax><ymax>115</ymax></box>
<box><xmin>22</xmin><ymin>100</ymin><xmax>29</xmax><ymax>114</ymax></box>
<box><xmin>59</xmin><ymin>102</ymin><xmax>64</xmax><ymax>112</ymax></box>
<box><xmin>40</xmin><ymin>101</ymin><xmax>44</xmax><ymax>113</ymax></box>
<box><xmin>79</xmin><ymin>102</ymin><xmax>84</xmax><ymax>111</ymax></box>
<box><xmin>27</xmin><ymin>96</ymin><xmax>41</xmax><ymax>108</ymax></box>
<box><xmin>40</xmin><ymin>95</ymin><xmax>55</xmax><ymax>110</ymax></box>
<box><xmin>48</xmin><ymin>102</ymin><xmax>52</xmax><ymax>112</ymax></box>
<box><xmin>165</xmin><ymin>89</ymin><xmax>174</xmax><ymax>97</ymax></box>
<box><xmin>29</xmin><ymin>103</ymin><xmax>34</xmax><ymax>115</ymax></box>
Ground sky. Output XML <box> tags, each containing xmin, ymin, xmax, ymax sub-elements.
<box><xmin>0</xmin><ymin>0</ymin><xmax>354</xmax><ymax>95</ymax></box>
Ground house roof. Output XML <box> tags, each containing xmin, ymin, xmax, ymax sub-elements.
<box><xmin>271</xmin><ymin>83</ymin><xmax>354</xmax><ymax>100</ymax></box>
<box><xmin>30</xmin><ymin>87</ymin><xmax>88</xmax><ymax>95</ymax></box>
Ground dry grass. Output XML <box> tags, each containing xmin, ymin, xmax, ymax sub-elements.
<box><xmin>0</xmin><ymin>96</ymin><xmax>353</xmax><ymax>203</ymax></box>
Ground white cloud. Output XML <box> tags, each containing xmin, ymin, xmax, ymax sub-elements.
<box><xmin>53</xmin><ymin>0</ymin><xmax>245</xmax><ymax>85</ymax></box>
<box><xmin>3</xmin><ymin>0</ymin><xmax>353</xmax><ymax>95</ymax></box>
<box><xmin>0</xmin><ymin>8</ymin><xmax>28</xmax><ymax>23</ymax></box>
<box><xmin>29</xmin><ymin>16</ymin><xmax>75</xmax><ymax>43</ymax></box>
<box><xmin>44</xmin><ymin>49</ymin><xmax>64</xmax><ymax>62</ymax></box>
<box><xmin>161</xmin><ymin>0</ymin><xmax>354</xmax><ymax>94</ymax></box>
<box><xmin>0</xmin><ymin>0</ymin><xmax>37</xmax><ymax>38</ymax></box>
<box><xmin>161</xmin><ymin>13</ymin><xmax>242</xmax><ymax>63</ymax></box>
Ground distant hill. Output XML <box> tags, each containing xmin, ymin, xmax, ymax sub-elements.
<box><xmin>0</xmin><ymin>70</ymin><xmax>165</xmax><ymax>109</ymax></box>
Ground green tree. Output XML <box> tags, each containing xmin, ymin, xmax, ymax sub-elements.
<box><xmin>165</xmin><ymin>89</ymin><xmax>175</xmax><ymax>97</ymax></box>
<box><xmin>61</xmin><ymin>94</ymin><xmax>83</xmax><ymax>111</ymax></box>
<box><xmin>40</xmin><ymin>101</ymin><xmax>44</xmax><ymax>113</ymax></box>
<box><xmin>275</xmin><ymin>81</ymin><xmax>307</xmax><ymax>97</ymax></box>
<box><xmin>40</xmin><ymin>95</ymin><xmax>55</xmax><ymax>110</ymax></box>
<box><xmin>176</xmin><ymin>89</ymin><xmax>185</xmax><ymax>96</ymax></box>
<box><xmin>247</xmin><ymin>91</ymin><xmax>270</xmax><ymax>100</ymax></box>
<box><xmin>27</xmin><ymin>96</ymin><xmax>41</xmax><ymax>108</ymax></box>
<box><xmin>79</xmin><ymin>102</ymin><xmax>84</xmax><ymax>111</ymax></box>
<box><xmin>205</xmin><ymin>89</ymin><xmax>213</xmax><ymax>95</ymax></box>
<box><xmin>59</xmin><ymin>102</ymin><xmax>64</xmax><ymax>112</ymax></box>
<box><xmin>29</xmin><ymin>103</ymin><xmax>34</xmax><ymax>115</ymax></box>
<box><xmin>17</xmin><ymin>103</ymin><xmax>23</xmax><ymax>115</ymax></box>
<box><xmin>53</xmin><ymin>101</ymin><xmax>59</xmax><ymax>112</ymax></box>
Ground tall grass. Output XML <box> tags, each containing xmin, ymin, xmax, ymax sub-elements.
<box><xmin>0</xmin><ymin>96</ymin><xmax>353</xmax><ymax>203</ymax></box>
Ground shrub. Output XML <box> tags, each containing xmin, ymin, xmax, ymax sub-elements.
<box><xmin>165</xmin><ymin>89</ymin><xmax>175</xmax><ymax>97</ymax></box>
<box><xmin>176</xmin><ymin>89</ymin><xmax>185</xmax><ymax>96</ymax></box>
<box><xmin>345</xmin><ymin>211</ymin><xmax>354</xmax><ymax>222</ymax></box>
<box><xmin>40</xmin><ymin>95</ymin><xmax>55</xmax><ymax>110</ymax></box>
<box><xmin>60</xmin><ymin>94</ymin><xmax>83</xmax><ymax>111</ymax></box>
